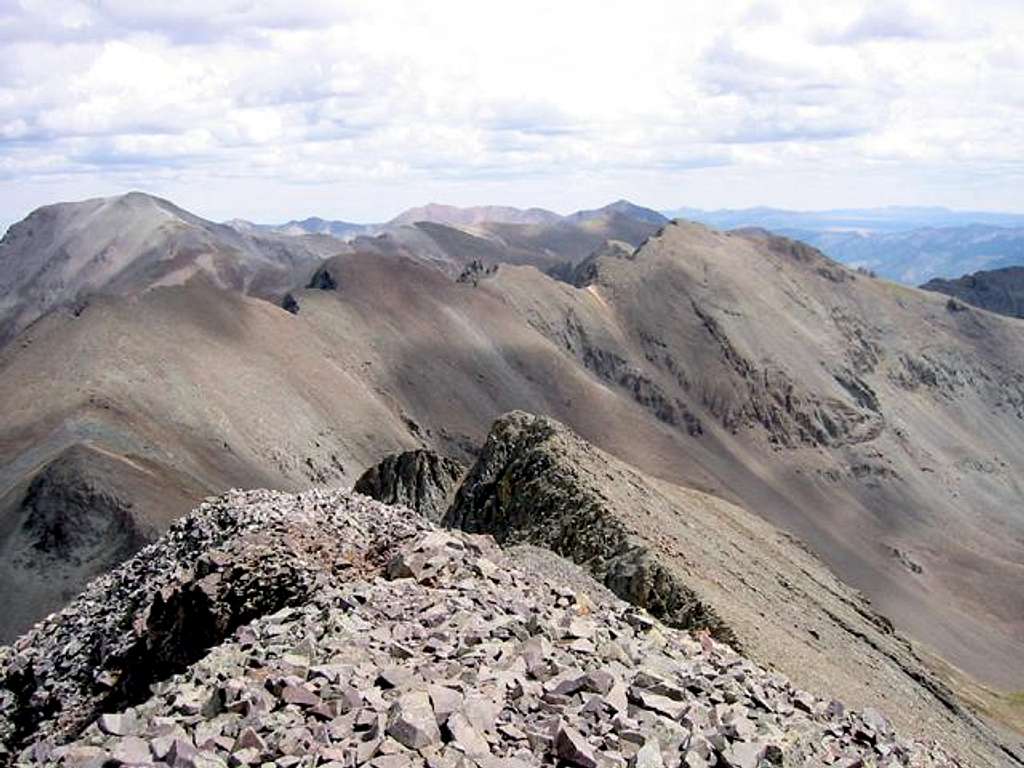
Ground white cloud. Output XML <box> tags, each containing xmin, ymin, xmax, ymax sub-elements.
<box><xmin>0</xmin><ymin>0</ymin><xmax>1022</xmax><ymax>225</ymax></box>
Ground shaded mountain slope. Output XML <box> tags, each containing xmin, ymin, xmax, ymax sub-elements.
<box><xmin>0</xmin><ymin>253</ymin><xmax>713</xmax><ymax>640</ymax></box>
<box><xmin>0</xmin><ymin>192</ymin><xmax>341</xmax><ymax>346</ymax></box>
<box><xmin>476</xmin><ymin>209</ymin><xmax>661</xmax><ymax>268</ymax></box>
<box><xmin>921</xmin><ymin>266</ymin><xmax>1024</xmax><ymax>319</ymax></box>
<box><xmin>341</xmin><ymin>207</ymin><xmax>664</xmax><ymax>278</ymax></box>
<box><xmin>0</xmin><ymin>443</ymin><xmax>204</xmax><ymax>641</ymax></box>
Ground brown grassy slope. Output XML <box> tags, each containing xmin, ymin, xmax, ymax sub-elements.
<box><xmin>0</xmin><ymin>255</ymin><xmax>703</xmax><ymax>640</ymax></box>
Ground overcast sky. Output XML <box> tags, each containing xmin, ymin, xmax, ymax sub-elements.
<box><xmin>2</xmin><ymin>0</ymin><xmax>1022</xmax><ymax>226</ymax></box>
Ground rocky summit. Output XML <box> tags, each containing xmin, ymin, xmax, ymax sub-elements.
<box><xmin>0</xmin><ymin>487</ymin><xmax>968</xmax><ymax>768</ymax></box>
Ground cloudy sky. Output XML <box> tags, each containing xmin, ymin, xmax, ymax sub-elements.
<box><xmin>1</xmin><ymin>0</ymin><xmax>1022</xmax><ymax>226</ymax></box>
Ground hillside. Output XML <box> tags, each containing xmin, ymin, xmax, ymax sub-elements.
<box><xmin>1</xmin><ymin>195</ymin><xmax>1023</xmax><ymax>705</ymax></box>
<box><xmin>388</xmin><ymin>202</ymin><xmax>562</xmax><ymax>228</ymax></box>
<box><xmin>921</xmin><ymin>266</ymin><xmax>1024</xmax><ymax>319</ymax></box>
<box><xmin>479</xmin><ymin>223</ymin><xmax>1024</xmax><ymax>688</ymax></box>
<box><xmin>441</xmin><ymin>412</ymin><xmax>1020</xmax><ymax>766</ymax></box>
<box><xmin>0</xmin><ymin>192</ymin><xmax>341</xmax><ymax>346</ymax></box>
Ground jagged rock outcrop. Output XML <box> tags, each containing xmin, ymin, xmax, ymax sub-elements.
<box><xmin>1</xmin><ymin>489</ymin><xmax>968</xmax><ymax>767</ymax></box>
<box><xmin>307</xmin><ymin>266</ymin><xmax>339</xmax><ymax>290</ymax></box>
<box><xmin>920</xmin><ymin>266</ymin><xmax>1024</xmax><ymax>319</ymax></box>
<box><xmin>354</xmin><ymin>450</ymin><xmax>465</xmax><ymax>522</ymax></box>
<box><xmin>444</xmin><ymin>412</ymin><xmax>1023</xmax><ymax>768</ymax></box>
<box><xmin>455</xmin><ymin>259</ymin><xmax>498</xmax><ymax>286</ymax></box>
<box><xmin>445</xmin><ymin>414</ymin><xmax>730</xmax><ymax>643</ymax></box>
<box><xmin>14</xmin><ymin>446</ymin><xmax>150</xmax><ymax>569</ymax></box>
<box><xmin>280</xmin><ymin>292</ymin><xmax>300</xmax><ymax>314</ymax></box>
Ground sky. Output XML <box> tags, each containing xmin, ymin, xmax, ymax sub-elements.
<box><xmin>1</xmin><ymin>0</ymin><xmax>1023</xmax><ymax>227</ymax></box>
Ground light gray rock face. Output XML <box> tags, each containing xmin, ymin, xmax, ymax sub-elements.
<box><xmin>0</xmin><ymin>489</ymin><xmax>967</xmax><ymax>768</ymax></box>
<box><xmin>354</xmin><ymin>450</ymin><xmax>465</xmax><ymax>523</ymax></box>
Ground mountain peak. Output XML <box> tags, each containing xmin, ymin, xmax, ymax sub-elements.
<box><xmin>388</xmin><ymin>203</ymin><xmax>561</xmax><ymax>227</ymax></box>
<box><xmin>568</xmin><ymin>200</ymin><xmax>668</xmax><ymax>226</ymax></box>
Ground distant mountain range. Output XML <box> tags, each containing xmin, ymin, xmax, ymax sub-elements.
<box><xmin>219</xmin><ymin>203</ymin><xmax>1024</xmax><ymax>286</ymax></box>
<box><xmin>664</xmin><ymin>205</ymin><xmax>1024</xmax><ymax>233</ymax></box>
<box><xmin>225</xmin><ymin>199</ymin><xmax>667</xmax><ymax>240</ymax></box>
<box><xmin>664</xmin><ymin>206</ymin><xmax>1024</xmax><ymax>284</ymax></box>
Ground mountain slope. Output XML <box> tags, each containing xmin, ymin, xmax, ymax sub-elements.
<box><xmin>273</xmin><ymin>216</ymin><xmax>370</xmax><ymax>238</ymax></box>
<box><xmin>921</xmin><ymin>266</ymin><xmax>1024</xmax><ymax>319</ymax></box>
<box><xmin>475</xmin><ymin>223</ymin><xmax>1024</xmax><ymax>689</ymax></box>
<box><xmin>443</xmin><ymin>412</ymin><xmax>1021</xmax><ymax>767</ymax></box>
<box><xmin>1</xmin><ymin>200</ymin><xmax>1023</xmax><ymax>702</ymax></box>
<box><xmin>339</xmin><ymin>211</ymin><xmax>664</xmax><ymax>278</ymax></box>
<box><xmin>0</xmin><ymin>192</ymin><xmax>340</xmax><ymax>345</ymax></box>
<box><xmin>669</xmin><ymin>206</ymin><xmax>1024</xmax><ymax>282</ymax></box>
<box><xmin>0</xmin><ymin>249</ymin><xmax>703</xmax><ymax>641</ymax></box>
<box><xmin>569</xmin><ymin>199</ymin><xmax>669</xmax><ymax>227</ymax></box>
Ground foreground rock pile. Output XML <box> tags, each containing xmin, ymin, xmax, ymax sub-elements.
<box><xmin>0</xmin><ymin>489</ymin><xmax>430</xmax><ymax>762</ymax></box>
<box><xmin>1</xmin><ymin>489</ymin><xmax>958</xmax><ymax>767</ymax></box>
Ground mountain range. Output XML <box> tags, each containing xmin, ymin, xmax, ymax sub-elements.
<box><xmin>219</xmin><ymin>201</ymin><xmax>1024</xmax><ymax>286</ymax></box>
<box><xmin>1</xmin><ymin>191</ymin><xmax>1023</xmax><ymax>761</ymax></box>
<box><xmin>669</xmin><ymin>205</ymin><xmax>1024</xmax><ymax>284</ymax></box>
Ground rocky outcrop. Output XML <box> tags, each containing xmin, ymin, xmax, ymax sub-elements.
<box><xmin>1</xmin><ymin>489</ymin><xmax>963</xmax><ymax>767</ymax></box>
<box><xmin>307</xmin><ymin>265</ymin><xmax>338</xmax><ymax>290</ymax></box>
<box><xmin>445</xmin><ymin>413</ymin><xmax>731</xmax><ymax>643</ymax></box>
<box><xmin>443</xmin><ymin>412</ymin><xmax>1023</xmax><ymax>768</ymax></box>
<box><xmin>921</xmin><ymin>266</ymin><xmax>1024</xmax><ymax>319</ymax></box>
<box><xmin>280</xmin><ymin>292</ymin><xmax>300</xmax><ymax>314</ymax></box>
<box><xmin>15</xmin><ymin>447</ymin><xmax>149</xmax><ymax>569</ymax></box>
<box><xmin>354</xmin><ymin>450</ymin><xmax>465</xmax><ymax>522</ymax></box>
<box><xmin>455</xmin><ymin>259</ymin><xmax>498</xmax><ymax>286</ymax></box>
<box><xmin>0</xmin><ymin>489</ymin><xmax>429</xmax><ymax>760</ymax></box>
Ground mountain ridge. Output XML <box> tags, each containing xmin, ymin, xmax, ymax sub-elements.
<box><xmin>1</xmin><ymin>192</ymin><xmax>1023</xmax><ymax>725</ymax></box>
<box><xmin>2</xmin><ymin>485</ymin><xmax>993</xmax><ymax>767</ymax></box>
<box><xmin>920</xmin><ymin>266</ymin><xmax>1024</xmax><ymax>319</ymax></box>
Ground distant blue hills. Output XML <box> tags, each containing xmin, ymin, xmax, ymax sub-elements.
<box><xmin>666</xmin><ymin>206</ymin><xmax>1024</xmax><ymax>284</ymax></box>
